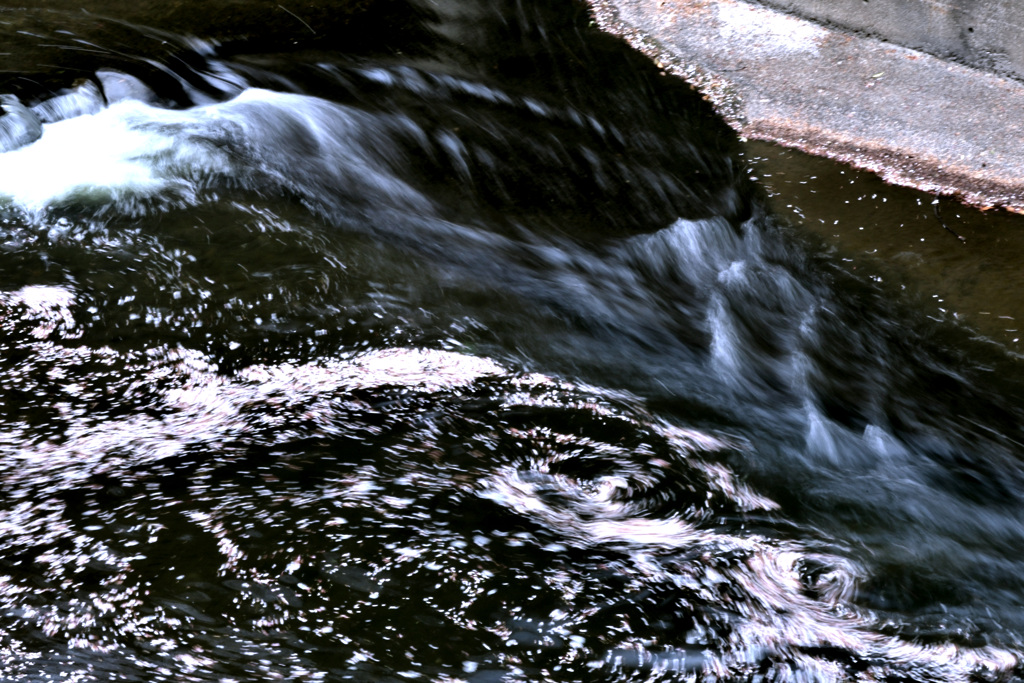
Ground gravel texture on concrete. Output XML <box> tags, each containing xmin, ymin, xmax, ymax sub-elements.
<box><xmin>588</xmin><ymin>0</ymin><xmax>1024</xmax><ymax>212</ymax></box>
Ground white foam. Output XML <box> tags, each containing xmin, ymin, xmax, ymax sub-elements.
<box><xmin>0</xmin><ymin>99</ymin><xmax>229</xmax><ymax>213</ymax></box>
<box><xmin>0</xmin><ymin>88</ymin><xmax>427</xmax><ymax>220</ymax></box>
<box><xmin>0</xmin><ymin>89</ymin><xmax>330</xmax><ymax>215</ymax></box>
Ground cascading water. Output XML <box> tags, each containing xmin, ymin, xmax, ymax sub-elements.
<box><xmin>2</xmin><ymin>0</ymin><xmax>1024</xmax><ymax>681</ymax></box>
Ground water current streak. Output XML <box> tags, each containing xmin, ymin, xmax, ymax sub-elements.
<box><xmin>0</xmin><ymin>1</ymin><xmax>1022</xmax><ymax>681</ymax></box>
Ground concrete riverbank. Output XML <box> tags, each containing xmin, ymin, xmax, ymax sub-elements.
<box><xmin>588</xmin><ymin>0</ymin><xmax>1024</xmax><ymax>212</ymax></box>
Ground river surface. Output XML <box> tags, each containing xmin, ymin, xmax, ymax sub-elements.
<box><xmin>3</xmin><ymin>0</ymin><xmax>1024</xmax><ymax>681</ymax></box>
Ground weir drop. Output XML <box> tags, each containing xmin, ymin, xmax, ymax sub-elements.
<box><xmin>0</xmin><ymin>1</ymin><xmax>1023</xmax><ymax>681</ymax></box>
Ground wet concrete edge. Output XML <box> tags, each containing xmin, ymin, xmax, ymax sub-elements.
<box><xmin>586</xmin><ymin>0</ymin><xmax>1024</xmax><ymax>213</ymax></box>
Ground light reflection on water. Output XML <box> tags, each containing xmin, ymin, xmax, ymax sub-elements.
<box><xmin>743</xmin><ymin>140</ymin><xmax>1024</xmax><ymax>352</ymax></box>
<box><xmin>1</xmin><ymin>1</ymin><xmax>1024</xmax><ymax>681</ymax></box>
<box><xmin>0</xmin><ymin>320</ymin><xmax>1013</xmax><ymax>681</ymax></box>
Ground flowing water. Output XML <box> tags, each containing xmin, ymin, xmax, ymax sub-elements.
<box><xmin>2</xmin><ymin>0</ymin><xmax>1024</xmax><ymax>680</ymax></box>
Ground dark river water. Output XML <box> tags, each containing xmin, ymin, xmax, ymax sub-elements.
<box><xmin>3</xmin><ymin>0</ymin><xmax>1024</xmax><ymax>680</ymax></box>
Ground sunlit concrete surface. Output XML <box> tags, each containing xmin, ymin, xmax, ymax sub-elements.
<box><xmin>756</xmin><ymin>0</ymin><xmax>1024</xmax><ymax>82</ymax></box>
<box><xmin>588</xmin><ymin>0</ymin><xmax>1024</xmax><ymax>212</ymax></box>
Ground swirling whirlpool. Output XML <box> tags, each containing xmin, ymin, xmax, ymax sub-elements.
<box><xmin>1</xmin><ymin>1</ymin><xmax>1024</xmax><ymax>681</ymax></box>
